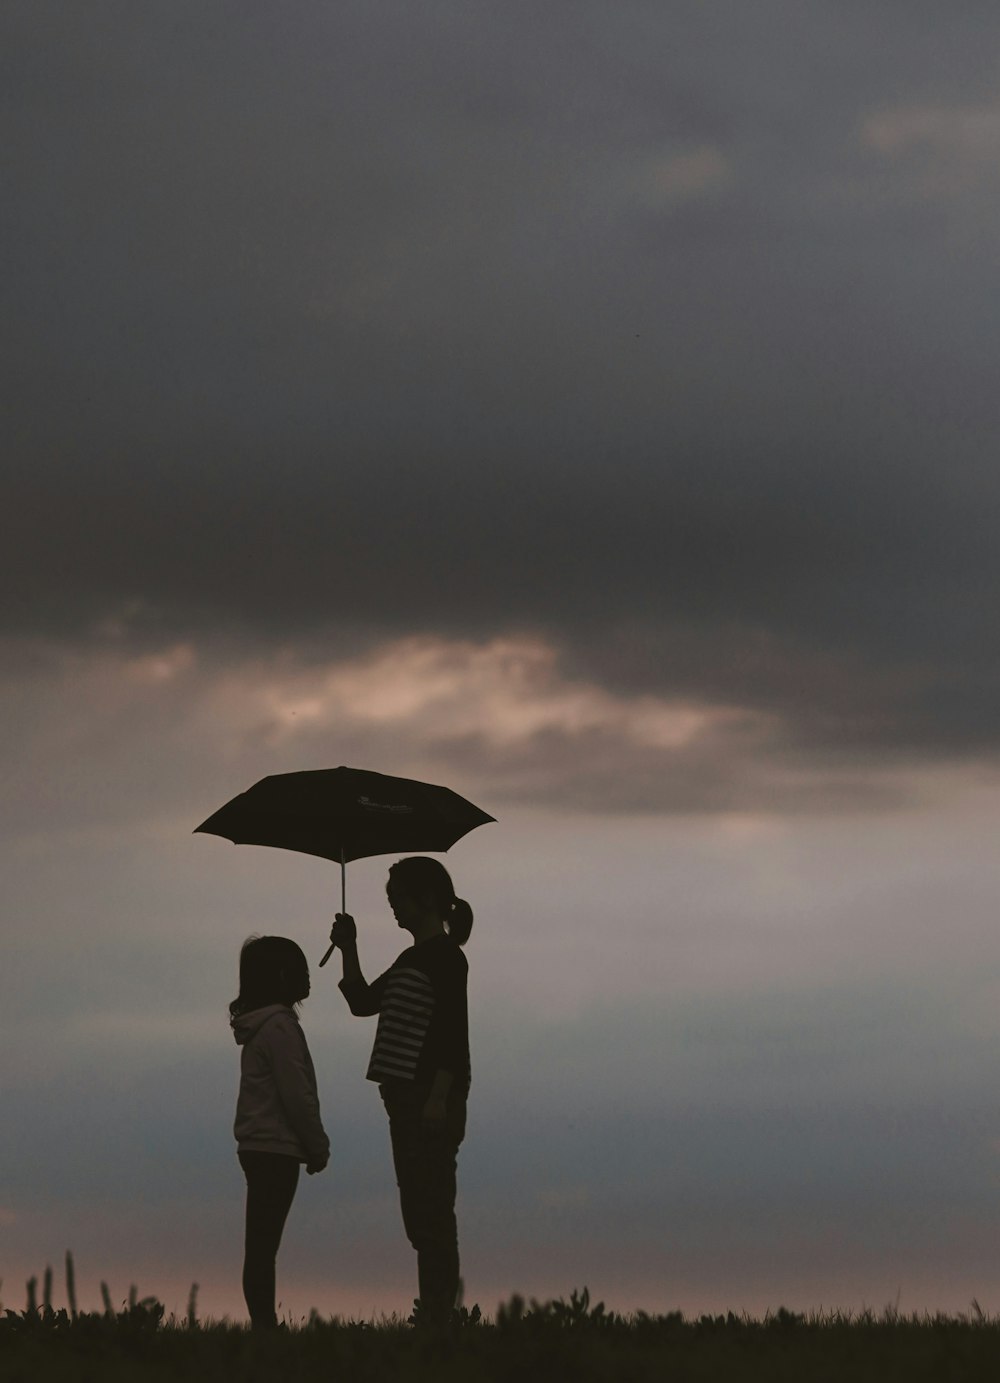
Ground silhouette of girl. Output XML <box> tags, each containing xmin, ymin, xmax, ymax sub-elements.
<box><xmin>328</xmin><ymin>857</ymin><xmax>472</xmax><ymax>1328</ymax></box>
<box><xmin>230</xmin><ymin>936</ymin><xmax>330</xmax><ymax>1330</ymax></box>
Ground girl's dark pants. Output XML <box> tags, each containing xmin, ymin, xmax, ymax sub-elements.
<box><xmin>238</xmin><ymin>1150</ymin><xmax>300</xmax><ymax>1329</ymax></box>
<box><xmin>380</xmin><ymin>1082</ymin><xmax>467</xmax><ymax>1325</ymax></box>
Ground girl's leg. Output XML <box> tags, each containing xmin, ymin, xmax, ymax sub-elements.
<box><xmin>238</xmin><ymin>1151</ymin><xmax>300</xmax><ymax>1329</ymax></box>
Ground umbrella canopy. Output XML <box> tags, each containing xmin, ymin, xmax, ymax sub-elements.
<box><xmin>195</xmin><ymin>766</ymin><xmax>494</xmax><ymax>863</ymax></box>
<box><xmin>194</xmin><ymin>766</ymin><xmax>495</xmax><ymax>963</ymax></box>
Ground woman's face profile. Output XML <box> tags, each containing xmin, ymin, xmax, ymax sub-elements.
<box><xmin>386</xmin><ymin>878</ymin><xmax>422</xmax><ymax>932</ymax></box>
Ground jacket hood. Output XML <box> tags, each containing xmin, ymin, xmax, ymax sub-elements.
<box><xmin>231</xmin><ymin>1003</ymin><xmax>295</xmax><ymax>1046</ymax></box>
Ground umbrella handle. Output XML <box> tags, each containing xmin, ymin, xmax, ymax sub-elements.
<box><xmin>318</xmin><ymin>852</ymin><xmax>346</xmax><ymax>969</ymax></box>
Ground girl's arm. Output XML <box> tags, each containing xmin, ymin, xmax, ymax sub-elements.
<box><xmin>267</xmin><ymin>1015</ymin><xmax>330</xmax><ymax>1169</ymax></box>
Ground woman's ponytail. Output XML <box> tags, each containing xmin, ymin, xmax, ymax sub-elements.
<box><xmin>448</xmin><ymin>897</ymin><xmax>474</xmax><ymax>947</ymax></box>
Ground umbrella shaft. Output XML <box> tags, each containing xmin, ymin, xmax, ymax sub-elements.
<box><xmin>318</xmin><ymin>850</ymin><xmax>347</xmax><ymax>969</ymax></box>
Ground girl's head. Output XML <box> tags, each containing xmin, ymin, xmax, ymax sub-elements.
<box><xmin>386</xmin><ymin>856</ymin><xmax>474</xmax><ymax>946</ymax></box>
<box><xmin>229</xmin><ymin>935</ymin><xmax>310</xmax><ymax>1018</ymax></box>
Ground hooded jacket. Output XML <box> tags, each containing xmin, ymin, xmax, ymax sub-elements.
<box><xmin>232</xmin><ymin>1004</ymin><xmax>330</xmax><ymax>1164</ymax></box>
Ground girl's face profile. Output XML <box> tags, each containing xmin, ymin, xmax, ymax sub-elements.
<box><xmin>280</xmin><ymin>961</ymin><xmax>310</xmax><ymax>1003</ymax></box>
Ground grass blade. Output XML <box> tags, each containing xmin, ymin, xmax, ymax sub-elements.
<box><xmin>65</xmin><ymin>1252</ymin><xmax>77</xmax><ymax>1321</ymax></box>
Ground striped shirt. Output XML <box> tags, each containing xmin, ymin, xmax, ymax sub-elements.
<box><xmin>340</xmin><ymin>934</ymin><xmax>470</xmax><ymax>1094</ymax></box>
<box><xmin>366</xmin><ymin>966</ymin><xmax>435</xmax><ymax>1081</ymax></box>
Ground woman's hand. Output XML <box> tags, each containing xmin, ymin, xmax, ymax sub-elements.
<box><xmin>421</xmin><ymin>1095</ymin><xmax>448</xmax><ymax>1134</ymax></box>
<box><xmin>422</xmin><ymin>1068</ymin><xmax>453</xmax><ymax>1134</ymax></box>
<box><xmin>306</xmin><ymin>1154</ymin><xmax>329</xmax><ymax>1176</ymax></box>
<box><xmin>329</xmin><ymin>913</ymin><xmax>357</xmax><ymax>948</ymax></box>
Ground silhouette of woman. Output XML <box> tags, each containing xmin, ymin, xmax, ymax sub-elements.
<box><xmin>230</xmin><ymin>936</ymin><xmax>330</xmax><ymax>1330</ymax></box>
<box><xmin>328</xmin><ymin>857</ymin><xmax>472</xmax><ymax>1328</ymax></box>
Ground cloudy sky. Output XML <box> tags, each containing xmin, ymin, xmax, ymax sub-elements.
<box><xmin>5</xmin><ymin>0</ymin><xmax>1000</xmax><ymax>1322</ymax></box>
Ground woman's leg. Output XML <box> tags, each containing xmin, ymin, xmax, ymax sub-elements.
<box><xmin>382</xmin><ymin>1087</ymin><xmax>466</xmax><ymax>1326</ymax></box>
<box><xmin>238</xmin><ymin>1151</ymin><xmax>300</xmax><ymax>1329</ymax></box>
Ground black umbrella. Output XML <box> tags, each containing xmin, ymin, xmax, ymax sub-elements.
<box><xmin>194</xmin><ymin>766</ymin><xmax>495</xmax><ymax>965</ymax></box>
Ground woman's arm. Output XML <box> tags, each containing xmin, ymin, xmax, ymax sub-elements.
<box><xmin>329</xmin><ymin>913</ymin><xmax>383</xmax><ymax>1016</ymax></box>
<box><xmin>420</xmin><ymin>949</ymin><xmax>468</xmax><ymax>1129</ymax></box>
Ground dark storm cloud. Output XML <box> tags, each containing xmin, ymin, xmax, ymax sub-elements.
<box><xmin>5</xmin><ymin>1</ymin><xmax>1000</xmax><ymax>759</ymax></box>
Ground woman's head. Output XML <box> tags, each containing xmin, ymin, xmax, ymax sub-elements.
<box><xmin>387</xmin><ymin>856</ymin><xmax>474</xmax><ymax>946</ymax></box>
<box><xmin>229</xmin><ymin>935</ymin><xmax>310</xmax><ymax>1018</ymax></box>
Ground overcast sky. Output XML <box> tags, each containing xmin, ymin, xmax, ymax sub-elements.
<box><xmin>5</xmin><ymin>1</ymin><xmax>1000</xmax><ymax>1323</ymax></box>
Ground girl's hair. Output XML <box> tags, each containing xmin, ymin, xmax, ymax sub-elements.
<box><xmin>388</xmin><ymin>856</ymin><xmax>474</xmax><ymax>946</ymax></box>
<box><xmin>229</xmin><ymin>935</ymin><xmax>309</xmax><ymax>1018</ymax></box>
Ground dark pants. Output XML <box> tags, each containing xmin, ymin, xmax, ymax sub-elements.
<box><xmin>238</xmin><ymin>1150</ymin><xmax>300</xmax><ymax>1329</ymax></box>
<box><xmin>380</xmin><ymin>1083</ymin><xmax>467</xmax><ymax>1325</ymax></box>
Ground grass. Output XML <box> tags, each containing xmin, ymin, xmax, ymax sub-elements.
<box><xmin>3</xmin><ymin>1258</ymin><xmax>1000</xmax><ymax>1381</ymax></box>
